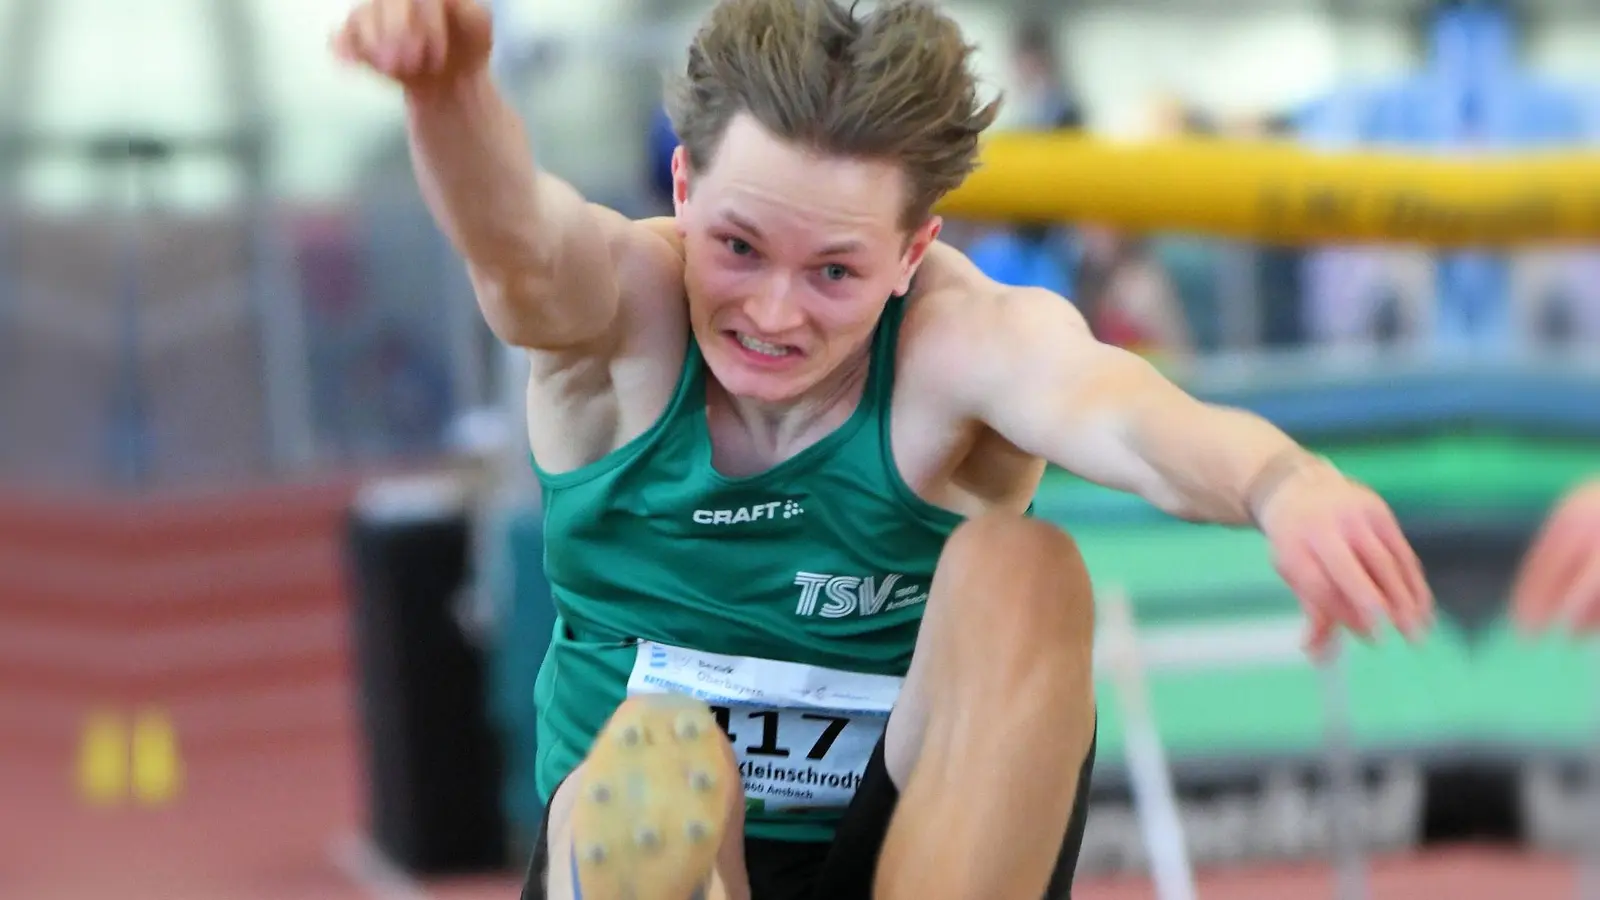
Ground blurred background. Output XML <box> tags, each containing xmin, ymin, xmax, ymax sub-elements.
<box><xmin>1</xmin><ymin>0</ymin><xmax>1598</xmax><ymax>897</ymax></box>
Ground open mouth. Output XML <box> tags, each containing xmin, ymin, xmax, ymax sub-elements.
<box><xmin>726</xmin><ymin>331</ymin><xmax>801</xmax><ymax>362</ymax></box>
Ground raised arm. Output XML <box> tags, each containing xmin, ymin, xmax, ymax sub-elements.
<box><xmin>334</xmin><ymin>0</ymin><xmax>630</xmax><ymax>351</ymax></box>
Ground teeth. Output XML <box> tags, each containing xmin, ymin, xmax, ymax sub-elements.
<box><xmin>737</xmin><ymin>333</ymin><xmax>791</xmax><ymax>357</ymax></box>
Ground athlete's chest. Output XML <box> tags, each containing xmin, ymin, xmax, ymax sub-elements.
<box><xmin>575</xmin><ymin>477</ymin><xmax>939</xmax><ymax>586</ymax></box>
<box><xmin>700</xmin><ymin>378</ymin><xmax>1015</xmax><ymax>517</ymax></box>
<box><xmin>550</xmin><ymin>467</ymin><xmax>942</xmax><ymax>627</ymax></box>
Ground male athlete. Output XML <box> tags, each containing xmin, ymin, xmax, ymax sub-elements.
<box><xmin>1513</xmin><ymin>478</ymin><xmax>1600</xmax><ymax>633</ymax></box>
<box><xmin>332</xmin><ymin>1</ymin><xmax>1433</xmax><ymax>898</ymax></box>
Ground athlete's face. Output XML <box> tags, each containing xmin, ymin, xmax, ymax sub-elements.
<box><xmin>673</xmin><ymin>115</ymin><xmax>941</xmax><ymax>404</ymax></box>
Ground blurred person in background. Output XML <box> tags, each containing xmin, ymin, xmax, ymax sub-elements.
<box><xmin>1009</xmin><ymin>19</ymin><xmax>1083</xmax><ymax>132</ymax></box>
<box><xmin>1510</xmin><ymin>250</ymin><xmax>1600</xmax><ymax>348</ymax></box>
<box><xmin>959</xmin><ymin>19</ymin><xmax>1081</xmax><ymax>300</ymax></box>
<box><xmin>1513</xmin><ymin>478</ymin><xmax>1600</xmax><ymax>633</ymax></box>
<box><xmin>1072</xmin><ymin>225</ymin><xmax>1193</xmax><ymax>366</ymax></box>
<box><xmin>332</xmin><ymin>1</ymin><xmax>1431</xmax><ymax>898</ymax></box>
<box><xmin>647</xmin><ymin>105</ymin><xmax>681</xmax><ymax>215</ymax></box>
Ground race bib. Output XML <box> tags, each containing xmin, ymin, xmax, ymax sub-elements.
<box><xmin>627</xmin><ymin>641</ymin><xmax>903</xmax><ymax>813</ymax></box>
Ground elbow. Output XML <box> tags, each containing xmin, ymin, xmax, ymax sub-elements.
<box><xmin>471</xmin><ymin>266</ymin><xmax>618</xmax><ymax>351</ymax></box>
<box><xmin>472</xmin><ymin>264</ymin><xmax>546</xmax><ymax>343</ymax></box>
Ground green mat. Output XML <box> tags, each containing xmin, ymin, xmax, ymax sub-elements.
<box><xmin>1036</xmin><ymin>431</ymin><xmax>1598</xmax><ymax>525</ymax></box>
<box><xmin>1087</xmin><ymin>624</ymin><xmax>1600</xmax><ymax>764</ymax></box>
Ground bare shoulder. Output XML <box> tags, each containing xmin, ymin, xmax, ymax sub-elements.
<box><xmin>632</xmin><ymin>215</ymin><xmax>686</xmax><ymax>260</ymax></box>
<box><xmin>898</xmin><ymin>242</ymin><xmax>1093</xmax><ymax>404</ymax></box>
<box><xmin>604</xmin><ymin>213</ymin><xmax>691</xmax><ymax>371</ymax></box>
<box><xmin>888</xmin><ymin>242</ymin><xmax>1096</xmax><ymax>512</ymax></box>
<box><xmin>587</xmin><ymin>210</ymin><xmax>684</xmax><ymax>314</ymax></box>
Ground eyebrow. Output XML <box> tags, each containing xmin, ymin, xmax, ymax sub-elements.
<box><xmin>721</xmin><ymin>211</ymin><xmax>867</xmax><ymax>257</ymax></box>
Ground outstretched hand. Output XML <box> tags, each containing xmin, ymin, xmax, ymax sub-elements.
<box><xmin>1253</xmin><ymin>459</ymin><xmax>1433</xmax><ymax>657</ymax></box>
<box><xmin>1513</xmin><ymin>479</ymin><xmax>1600</xmax><ymax>634</ymax></box>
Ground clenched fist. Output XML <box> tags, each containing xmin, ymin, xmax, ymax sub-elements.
<box><xmin>1513</xmin><ymin>479</ymin><xmax>1600</xmax><ymax>633</ymax></box>
<box><xmin>331</xmin><ymin>0</ymin><xmax>493</xmax><ymax>88</ymax></box>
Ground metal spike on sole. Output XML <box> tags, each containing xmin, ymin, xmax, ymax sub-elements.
<box><xmin>685</xmin><ymin>820</ymin><xmax>710</xmax><ymax>844</ymax></box>
<box><xmin>675</xmin><ymin>715</ymin><xmax>702</xmax><ymax>741</ymax></box>
<box><xmin>570</xmin><ymin>695</ymin><xmax>735</xmax><ymax>900</ymax></box>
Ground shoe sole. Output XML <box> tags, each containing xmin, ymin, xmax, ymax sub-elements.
<box><xmin>570</xmin><ymin>694</ymin><xmax>735</xmax><ymax>900</ymax></box>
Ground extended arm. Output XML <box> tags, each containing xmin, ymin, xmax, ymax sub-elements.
<box><xmin>406</xmin><ymin>74</ymin><xmax>626</xmax><ymax>350</ymax></box>
<box><xmin>944</xmin><ymin>276</ymin><xmax>1429</xmax><ymax>648</ymax></box>
<box><xmin>964</xmin><ymin>288</ymin><xmax>1322</xmax><ymax>524</ymax></box>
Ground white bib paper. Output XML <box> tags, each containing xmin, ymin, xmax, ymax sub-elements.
<box><xmin>627</xmin><ymin>641</ymin><xmax>903</xmax><ymax>812</ymax></box>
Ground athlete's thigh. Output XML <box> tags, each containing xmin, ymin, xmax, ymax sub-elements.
<box><xmin>811</xmin><ymin>726</ymin><xmax>1099</xmax><ymax>899</ymax></box>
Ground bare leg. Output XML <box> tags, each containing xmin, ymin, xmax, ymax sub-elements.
<box><xmin>876</xmin><ymin>513</ymin><xmax>1097</xmax><ymax>900</ymax></box>
<box><xmin>539</xmin><ymin>695</ymin><xmax>752</xmax><ymax>900</ymax></box>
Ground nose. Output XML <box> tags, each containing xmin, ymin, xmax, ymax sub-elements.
<box><xmin>743</xmin><ymin>274</ymin><xmax>804</xmax><ymax>334</ymax></box>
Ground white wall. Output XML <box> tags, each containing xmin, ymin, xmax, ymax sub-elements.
<box><xmin>21</xmin><ymin>0</ymin><xmax>236</xmax><ymax>209</ymax></box>
<box><xmin>497</xmin><ymin>0</ymin><xmax>661</xmax><ymax>203</ymax></box>
<box><xmin>1527</xmin><ymin>15</ymin><xmax>1600</xmax><ymax>81</ymax></box>
<box><xmin>1061</xmin><ymin>6</ymin><xmax>1421</xmax><ymax>137</ymax></box>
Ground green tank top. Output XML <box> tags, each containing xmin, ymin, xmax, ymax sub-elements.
<box><xmin>530</xmin><ymin>295</ymin><xmax>965</xmax><ymax>842</ymax></box>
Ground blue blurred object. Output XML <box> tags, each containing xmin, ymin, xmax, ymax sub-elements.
<box><xmin>1294</xmin><ymin>0</ymin><xmax>1588</xmax><ymax>350</ymax></box>
<box><xmin>964</xmin><ymin>230</ymin><xmax>1072</xmax><ymax>296</ymax></box>
<box><xmin>648</xmin><ymin>106</ymin><xmax>678</xmax><ymax>204</ymax></box>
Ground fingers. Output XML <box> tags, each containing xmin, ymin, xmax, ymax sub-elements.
<box><xmin>1276</xmin><ymin>541</ymin><xmax>1368</xmax><ymax>642</ymax></box>
<box><xmin>1512</xmin><ymin>511</ymin><xmax>1587</xmax><ymax>632</ymax></box>
<box><xmin>1359</xmin><ymin>510</ymin><xmax>1432</xmax><ymax>639</ymax></box>
<box><xmin>370</xmin><ymin>0</ymin><xmax>417</xmax><ymax>74</ymax></box>
<box><xmin>416</xmin><ymin>0</ymin><xmax>450</xmax><ymax>72</ymax></box>
<box><xmin>1514</xmin><ymin>481</ymin><xmax>1600</xmax><ymax>635</ymax></box>
<box><xmin>449</xmin><ymin>0</ymin><xmax>495</xmax><ymax>47</ymax></box>
<box><xmin>330</xmin><ymin>25</ymin><xmax>357</xmax><ymax>64</ymax></box>
<box><xmin>333</xmin><ymin>0</ymin><xmax>456</xmax><ymax>81</ymax></box>
<box><xmin>1309</xmin><ymin>528</ymin><xmax>1386</xmax><ymax>639</ymax></box>
<box><xmin>1560</xmin><ymin>556</ymin><xmax>1600</xmax><ymax>630</ymax></box>
<box><xmin>1302</xmin><ymin>608</ymin><xmax>1337</xmax><ymax>660</ymax></box>
<box><xmin>1277</xmin><ymin>492</ymin><xmax>1433</xmax><ymax>653</ymax></box>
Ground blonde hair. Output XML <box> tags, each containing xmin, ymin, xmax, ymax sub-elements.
<box><xmin>666</xmin><ymin>0</ymin><xmax>1001</xmax><ymax>229</ymax></box>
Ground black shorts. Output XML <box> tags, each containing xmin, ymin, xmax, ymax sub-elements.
<box><xmin>520</xmin><ymin>729</ymin><xmax>1095</xmax><ymax>900</ymax></box>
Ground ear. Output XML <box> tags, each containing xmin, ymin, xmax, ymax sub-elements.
<box><xmin>894</xmin><ymin>216</ymin><xmax>944</xmax><ymax>296</ymax></box>
<box><xmin>671</xmin><ymin>146</ymin><xmax>693</xmax><ymax>220</ymax></box>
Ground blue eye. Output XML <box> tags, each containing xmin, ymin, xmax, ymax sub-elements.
<box><xmin>726</xmin><ymin>237</ymin><xmax>754</xmax><ymax>256</ymax></box>
<box><xmin>821</xmin><ymin>263</ymin><xmax>851</xmax><ymax>281</ymax></box>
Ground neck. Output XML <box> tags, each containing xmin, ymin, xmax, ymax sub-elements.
<box><xmin>712</xmin><ymin>343</ymin><xmax>872</xmax><ymax>458</ymax></box>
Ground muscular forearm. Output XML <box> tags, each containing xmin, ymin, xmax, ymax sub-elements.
<box><xmin>1123</xmin><ymin>395</ymin><xmax>1329</xmax><ymax>526</ymax></box>
<box><xmin>971</xmin><ymin>285</ymin><xmax>1339</xmax><ymax>528</ymax></box>
<box><xmin>405</xmin><ymin>74</ymin><xmax>549</xmax><ymax>272</ymax></box>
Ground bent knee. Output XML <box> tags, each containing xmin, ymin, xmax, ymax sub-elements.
<box><xmin>946</xmin><ymin>512</ymin><xmax>1087</xmax><ymax>572</ymax></box>
<box><xmin>934</xmin><ymin>512</ymin><xmax>1094</xmax><ymax>643</ymax></box>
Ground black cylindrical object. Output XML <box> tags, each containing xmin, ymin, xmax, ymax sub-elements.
<box><xmin>346</xmin><ymin>477</ymin><xmax>507</xmax><ymax>874</ymax></box>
